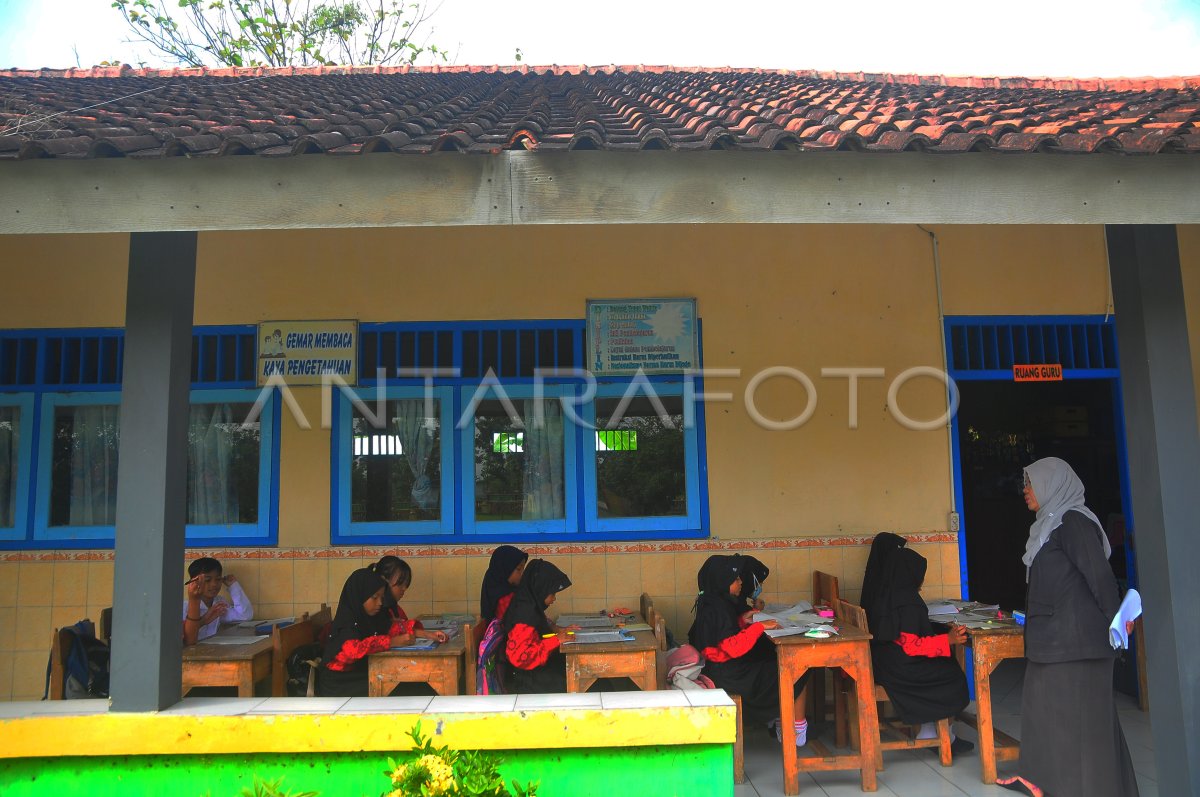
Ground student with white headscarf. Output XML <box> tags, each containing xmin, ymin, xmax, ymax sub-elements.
<box><xmin>997</xmin><ymin>457</ymin><xmax>1139</xmax><ymax>797</ymax></box>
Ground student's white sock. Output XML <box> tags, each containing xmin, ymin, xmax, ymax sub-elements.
<box><xmin>916</xmin><ymin>722</ymin><xmax>938</xmax><ymax>740</ymax></box>
<box><xmin>775</xmin><ymin>718</ymin><xmax>808</xmax><ymax>746</ymax></box>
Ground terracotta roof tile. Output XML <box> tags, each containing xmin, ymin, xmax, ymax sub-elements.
<box><xmin>1</xmin><ymin>65</ymin><xmax>1198</xmax><ymax>160</ymax></box>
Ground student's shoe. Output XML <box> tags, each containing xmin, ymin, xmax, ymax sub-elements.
<box><xmin>775</xmin><ymin>718</ymin><xmax>808</xmax><ymax>746</ymax></box>
<box><xmin>950</xmin><ymin>738</ymin><xmax>975</xmax><ymax>755</ymax></box>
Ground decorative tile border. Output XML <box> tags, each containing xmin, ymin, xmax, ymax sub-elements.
<box><xmin>0</xmin><ymin>532</ymin><xmax>958</xmax><ymax>563</ymax></box>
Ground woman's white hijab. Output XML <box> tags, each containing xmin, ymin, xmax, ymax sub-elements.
<box><xmin>1022</xmin><ymin>457</ymin><xmax>1110</xmax><ymax>578</ymax></box>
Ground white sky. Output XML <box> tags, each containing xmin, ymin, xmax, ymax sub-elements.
<box><xmin>1</xmin><ymin>0</ymin><xmax>1199</xmax><ymax>78</ymax></box>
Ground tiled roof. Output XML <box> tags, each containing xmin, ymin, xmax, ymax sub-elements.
<box><xmin>2</xmin><ymin>64</ymin><xmax>1199</xmax><ymax>160</ymax></box>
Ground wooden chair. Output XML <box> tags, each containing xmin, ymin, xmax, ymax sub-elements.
<box><xmin>835</xmin><ymin>599</ymin><xmax>953</xmax><ymax>768</ymax></box>
<box><xmin>731</xmin><ymin>693</ymin><xmax>745</xmax><ymax>784</ymax></box>
<box><xmin>652</xmin><ymin>615</ymin><xmax>669</xmax><ymax>689</ymax></box>
<box><xmin>810</xmin><ymin>570</ymin><xmax>841</xmax><ymax>728</ymax></box>
<box><xmin>309</xmin><ymin>603</ymin><xmax>332</xmax><ymax>639</ymax></box>
<box><xmin>271</xmin><ymin>615</ymin><xmax>314</xmax><ymax>697</ymax></box>
<box><xmin>47</xmin><ymin>627</ymin><xmax>75</xmax><ymax>700</ymax></box>
<box><xmin>458</xmin><ymin>622</ymin><xmax>477</xmax><ymax>695</ymax></box>
<box><xmin>1135</xmin><ymin>616</ymin><xmax>1149</xmax><ymax>712</ymax></box>
<box><xmin>639</xmin><ymin>592</ymin><xmax>656</xmax><ymax>626</ymax></box>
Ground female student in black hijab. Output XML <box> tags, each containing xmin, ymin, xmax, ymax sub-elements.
<box><xmin>480</xmin><ymin>545</ymin><xmax>529</xmax><ymax>623</ymax></box>
<box><xmin>318</xmin><ymin>567</ymin><xmax>413</xmax><ymax>697</ymax></box>
<box><xmin>734</xmin><ymin>555</ymin><xmax>770</xmax><ymax>613</ymax></box>
<box><xmin>862</xmin><ymin>534</ymin><xmax>971</xmax><ymax>749</ymax></box>
<box><xmin>502</xmin><ymin>558</ymin><xmax>572</xmax><ymax>693</ymax></box>
<box><xmin>371</xmin><ymin>555</ymin><xmax>448</xmax><ymax>645</ymax></box>
<box><xmin>688</xmin><ymin>555</ymin><xmax>810</xmax><ymax>746</ymax></box>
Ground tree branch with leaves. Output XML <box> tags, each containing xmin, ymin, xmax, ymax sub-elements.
<box><xmin>109</xmin><ymin>0</ymin><xmax>447</xmax><ymax>67</ymax></box>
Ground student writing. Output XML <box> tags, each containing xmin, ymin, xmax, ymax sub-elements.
<box><xmin>318</xmin><ymin>568</ymin><xmax>413</xmax><ymax>697</ymax></box>
<box><xmin>370</xmin><ymin>555</ymin><xmax>448</xmax><ymax>644</ymax></box>
<box><xmin>502</xmin><ymin>559</ymin><xmax>572</xmax><ymax>694</ymax></box>
<box><xmin>688</xmin><ymin>555</ymin><xmax>810</xmax><ymax>746</ymax></box>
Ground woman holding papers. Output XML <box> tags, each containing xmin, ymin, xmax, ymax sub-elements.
<box><xmin>688</xmin><ymin>555</ymin><xmax>810</xmax><ymax>746</ymax></box>
<box><xmin>861</xmin><ymin>534</ymin><xmax>971</xmax><ymax>750</ymax></box>
<box><xmin>997</xmin><ymin>457</ymin><xmax>1138</xmax><ymax>797</ymax></box>
<box><xmin>503</xmin><ymin>559</ymin><xmax>572</xmax><ymax>693</ymax></box>
<box><xmin>318</xmin><ymin>568</ymin><xmax>417</xmax><ymax>697</ymax></box>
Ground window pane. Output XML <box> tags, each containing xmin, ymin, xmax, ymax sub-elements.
<box><xmin>187</xmin><ymin>402</ymin><xmax>260</xmax><ymax>525</ymax></box>
<box><xmin>474</xmin><ymin>399</ymin><xmax>564</xmax><ymax>521</ymax></box>
<box><xmin>50</xmin><ymin>404</ymin><xmax>120</xmax><ymax>527</ymax></box>
<box><xmin>351</xmin><ymin>399</ymin><xmax>442</xmax><ymax>522</ymax></box>
<box><xmin>596</xmin><ymin>394</ymin><xmax>686</xmax><ymax>517</ymax></box>
<box><xmin>0</xmin><ymin>406</ymin><xmax>18</xmax><ymax>528</ymax></box>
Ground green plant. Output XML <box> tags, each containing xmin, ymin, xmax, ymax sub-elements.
<box><xmin>239</xmin><ymin>776</ymin><xmax>319</xmax><ymax>797</ymax></box>
<box><xmin>383</xmin><ymin>722</ymin><xmax>538</xmax><ymax>797</ymax></box>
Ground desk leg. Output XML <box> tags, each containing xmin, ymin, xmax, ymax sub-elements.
<box><xmin>974</xmin><ymin>647</ymin><xmax>999</xmax><ymax>784</ymax></box>
<box><xmin>429</xmin><ymin>662</ymin><xmax>461</xmax><ymax>696</ymax></box>
<box><xmin>847</xmin><ymin>647</ymin><xmax>880</xmax><ymax>792</ymax></box>
<box><xmin>237</xmin><ymin>663</ymin><xmax>255</xmax><ymax>698</ymax></box>
<box><xmin>779</xmin><ymin>662</ymin><xmax>808</xmax><ymax>796</ymax></box>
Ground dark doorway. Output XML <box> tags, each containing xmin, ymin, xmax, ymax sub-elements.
<box><xmin>956</xmin><ymin>379</ymin><xmax>1129</xmax><ymax>614</ymax></box>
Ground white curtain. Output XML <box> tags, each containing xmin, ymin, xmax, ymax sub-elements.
<box><xmin>0</xmin><ymin>406</ymin><xmax>16</xmax><ymax>528</ymax></box>
<box><xmin>187</xmin><ymin>403</ymin><xmax>239</xmax><ymax>524</ymax></box>
<box><xmin>522</xmin><ymin>399</ymin><xmax>564</xmax><ymax>520</ymax></box>
<box><xmin>67</xmin><ymin>404</ymin><xmax>120</xmax><ymax>526</ymax></box>
<box><xmin>392</xmin><ymin>400</ymin><xmax>437</xmax><ymax>512</ymax></box>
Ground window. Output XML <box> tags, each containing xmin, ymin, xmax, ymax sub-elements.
<box><xmin>332</xmin><ymin>386</ymin><xmax>454</xmax><ymax>540</ymax></box>
<box><xmin>459</xmin><ymin>384</ymin><xmax>577</xmax><ymax>535</ymax></box>
<box><xmin>0</xmin><ymin>395</ymin><xmax>34</xmax><ymax>542</ymax></box>
<box><xmin>583</xmin><ymin>382</ymin><xmax>703</xmax><ymax>533</ymax></box>
<box><xmin>333</xmin><ymin>320</ymin><xmax>709</xmax><ymax>543</ymax></box>
<box><xmin>0</xmin><ymin>327</ymin><xmax>278</xmax><ymax>549</ymax></box>
<box><xmin>185</xmin><ymin>391</ymin><xmax>276</xmax><ymax>541</ymax></box>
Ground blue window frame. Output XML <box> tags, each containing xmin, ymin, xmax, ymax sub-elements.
<box><xmin>458</xmin><ymin>383</ymin><xmax>579</xmax><ymax>536</ymax></box>
<box><xmin>582</xmin><ymin>380</ymin><xmax>703</xmax><ymax>533</ymax></box>
<box><xmin>331</xmin><ymin>385</ymin><xmax>455</xmax><ymax>541</ymax></box>
<box><xmin>0</xmin><ymin>326</ymin><xmax>279</xmax><ymax>549</ymax></box>
<box><xmin>332</xmin><ymin>320</ymin><xmax>710</xmax><ymax>543</ymax></box>
<box><xmin>0</xmin><ymin>394</ymin><xmax>35</xmax><ymax>542</ymax></box>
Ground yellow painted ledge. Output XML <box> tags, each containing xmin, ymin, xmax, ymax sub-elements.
<box><xmin>1</xmin><ymin>706</ymin><xmax>735</xmax><ymax>759</ymax></box>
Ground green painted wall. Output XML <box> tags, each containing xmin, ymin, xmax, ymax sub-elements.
<box><xmin>0</xmin><ymin>745</ymin><xmax>731</xmax><ymax>797</ymax></box>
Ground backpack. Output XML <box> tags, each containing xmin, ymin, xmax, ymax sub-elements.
<box><xmin>475</xmin><ymin>618</ymin><xmax>508</xmax><ymax>695</ymax></box>
<box><xmin>44</xmin><ymin>620</ymin><xmax>110</xmax><ymax>700</ymax></box>
<box><xmin>285</xmin><ymin>642</ymin><xmax>324</xmax><ymax>697</ymax></box>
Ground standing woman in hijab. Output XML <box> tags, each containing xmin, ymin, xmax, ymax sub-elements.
<box><xmin>480</xmin><ymin>545</ymin><xmax>529</xmax><ymax>623</ymax></box>
<box><xmin>318</xmin><ymin>568</ymin><xmax>413</xmax><ymax>697</ymax></box>
<box><xmin>503</xmin><ymin>559</ymin><xmax>572</xmax><ymax>693</ymax></box>
<box><xmin>862</xmin><ymin>535</ymin><xmax>971</xmax><ymax>749</ymax></box>
<box><xmin>688</xmin><ymin>555</ymin><xmax>810</xmax><ymax>746</ymax></box>
<box><xmin>997</xmin><ymin>457</ymin><xmax>1139</xmax><ymax>797</ymax></box>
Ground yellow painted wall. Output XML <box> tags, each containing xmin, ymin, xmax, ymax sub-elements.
<box><xmin>1</xmin><ymin>223</ymin><xmax>1197</xmax><ymax>700</ymax></box>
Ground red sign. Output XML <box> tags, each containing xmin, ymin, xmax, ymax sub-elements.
<box><xmin>1013</xmin><ymin>364</ymin><xmax>1063</xmax><ymax>382</ymax></box>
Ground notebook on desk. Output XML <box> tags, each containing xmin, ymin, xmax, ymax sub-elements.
<box><xmin>390</xmin><ymin>638</ymin><xmax>439</xmax><ymax>651</ymax></box>
<box><xmin>569</xmin><ymin>630</ymin><xmax>635</xmax><ymax>644</ymax></box>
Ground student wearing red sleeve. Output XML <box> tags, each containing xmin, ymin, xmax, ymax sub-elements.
<box><xmin>318</xmin><ymin>568</ymin><xmax>414</xmax><ymax>697</ymax></box>
<box><xmin>502</xmin><ymin>559</ymin><xmax>571</xmax><ymax>693</ymax></box>
<box><xmin>861</xmin><ymin>534</ymin><xmax>971</xmax><ymax>750</ymax></box>
<box><xmin>688</xmin><ymin>555</ymin><xmax>810</xmax><ymax>746</ymax></box>
<box><xmin>480</xmin><ymin>545</ymin><xmax>528</xmax><ymax>623</ymax></box>
<box><xmin>371</xmin><ymin>555</ymin><xmax>449</xmax><ymax>645</ymax></box>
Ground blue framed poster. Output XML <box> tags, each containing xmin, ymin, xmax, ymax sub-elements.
<box><xmin>586</xmin><ymin>298</ymin><xmax>698</xmax><ymax>375</ymax></box>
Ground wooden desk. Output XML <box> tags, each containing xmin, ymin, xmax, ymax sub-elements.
<box><xmin>562</xmin><ymin>629</ymin><xmax>658</xmax><ymax>692</ymax></box>
<box><xmin>368</xmin><ymin>633</ymin><xmax>466</xmax><ymax>697</ymax></box>
<box><xmin>955</xmin><ymin>624</ymin><xmax>1024</xmax><ymax>784</ymax></box>
<box><xmin>182</xmin><ymin>633</ymin><xmax>273</xmax><ymax>697</ymax></box>
<box><xmin>772</xmin><ymin>626</ymin><xmax>879</xmax><ymax>796</ymax></box>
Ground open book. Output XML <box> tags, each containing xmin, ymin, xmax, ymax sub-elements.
<box><xmin>569</xmin><ymin>630</ymin><xmax>634</xmax><ymax>644</ymax></box>
<box><xmin>390</xmin><ymin>637</ymin><xmax>439</xmax><ymax>651</ymax></box>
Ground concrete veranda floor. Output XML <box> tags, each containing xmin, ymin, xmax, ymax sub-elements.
<box><xmin>735</xmin><ymin>660</ymin><xmax>1159</xmax><ymax>797</ymax></box>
